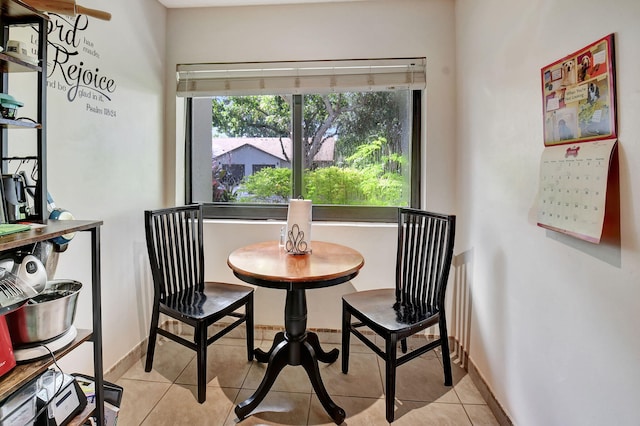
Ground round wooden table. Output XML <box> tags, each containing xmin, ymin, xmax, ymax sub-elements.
<box><xmin>227</xmin><ymin>240</ymin><xmax>364</xmax><ymax>425</ymax></box>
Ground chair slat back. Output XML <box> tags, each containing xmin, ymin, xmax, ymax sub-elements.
<box><xmin>395</xmin><ymin>208</ymin><xmax>456</xmax><ymax>320</ymax></box>
<box><xmin>145</xmin><ymin>205</ymin><xmax>205</xmax><ymax>299</ymax></box>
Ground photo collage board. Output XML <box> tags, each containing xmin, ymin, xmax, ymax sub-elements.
<box><xmin>542</xmin><ymin>34</ymin><xmax>616</xmax><ymax>146</ymax></box>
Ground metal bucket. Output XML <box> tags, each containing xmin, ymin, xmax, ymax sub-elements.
<box><xmin>5</xmin><ymin>280</ymin><xmax>82</xmax><ymax>346</ymax></box>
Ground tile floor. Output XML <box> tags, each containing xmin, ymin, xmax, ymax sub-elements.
<box><xmin>113</xmin><ymin>333</ymin><xmax>498</xmax><ymax>425</ymax></box>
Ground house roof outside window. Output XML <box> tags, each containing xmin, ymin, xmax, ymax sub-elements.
<box><xmin>212</xmin><ymin>137</ymin><xmax>336</xmax><ymax>163</ymax></box>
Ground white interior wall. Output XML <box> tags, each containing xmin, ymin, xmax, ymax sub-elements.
<box><xmin>455</xmin><ymin>0</ymin><xmax>640</xmax><ymax>425</ymax></box>
<box><xmin>17</xmin><ymin>0</ymin><xmax>168</xmax><ymax>375</ymax></box>
<box><xmin>165</xmin><ymin>0</ymin><xmax>457</xmax><ymax>328</ymax></box>
<box><xmin>13</xmin><ymin>0</ymin><xmax>637</xmax><ymax>423</ymax></box>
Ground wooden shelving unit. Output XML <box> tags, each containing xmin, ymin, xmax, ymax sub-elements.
<box><xmin>0</xmin><ymin>220</ymin><xmax>104</xmax><ymax>424</ymax></box>
<box><xmin>0</xmin><ymin>3</ymin><xmax>105</xmax><ymax>423</ymax></box>
<box><xmin>0</xmin><ymin>0</ymin><xmax>47</xmax><ymax>224</ymax></box>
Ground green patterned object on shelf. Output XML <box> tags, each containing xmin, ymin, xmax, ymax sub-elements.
<box><xmin>0</xmin><ymin>223</ymin><xmax>30</xmax><ymax>236</ymax></box>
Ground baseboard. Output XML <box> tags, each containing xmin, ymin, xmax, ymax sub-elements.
<box><xmin>466</xmin><ymin>358</ymin><xmax>513</xmax><ymax>426</ymax></box>
<box><xmin>448</xmin><ymin>336</ymin><xmax>513</xmax><ymax>426</ymax></box>
<box><xmin>104</xmin><ymin>338</ymin><xmax>147</xmax><ymax>383</ymax></box>
<box><xmin>107</xmin><ymin>323</ymin><xmax>512</xmax><ymax>425</ymax></box>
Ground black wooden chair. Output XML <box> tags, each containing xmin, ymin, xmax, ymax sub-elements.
<box><xmin>341</xmin><ymin>208</ymin><xmax>456</xmax><ymax>422</ymax></box>
<box><xmin>144</xmin><ymin>204</ymin><xmax>254</xmax><ymax>403</ymax></box>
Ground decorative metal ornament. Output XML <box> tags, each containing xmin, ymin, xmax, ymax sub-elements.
<box><xmin>285</xmin><ymin>224</ymin><xmax>310</xmax><ymax>255</ymax></box>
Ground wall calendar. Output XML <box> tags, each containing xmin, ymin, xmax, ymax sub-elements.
<box><xmin>536</xmin><ymin>34</ymin><xmax>618</xmax><ymax>244</ymax></box>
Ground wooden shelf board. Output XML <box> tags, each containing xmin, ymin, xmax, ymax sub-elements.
<box><xmin>0</xmin><ymin>52</ymin><xmax>41</xmax><ymax>72</ymax></box>
<box><xmin>0</xmin><ymin>328</ymin><xmax>92</xmax><ymax>401</ymax></box>
<box><xmin>0</xmin><ymin>0</ymin><xmax>48</xmax><ymax>21</ymax></box>
<box><xmin>0</xmin><ymin>220</ymin><xmax>103</xmax><ymax>251</ymax></box>
<box><xmin>0</xmin><ymin>116</ymin><xmax>41</xmax><ymax>128</ymax></box>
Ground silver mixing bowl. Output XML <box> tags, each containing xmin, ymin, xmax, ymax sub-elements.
<box><xmin>5</xmin><ymin>280</ymin><xmax>82</xmax><ymax>346</ymax></box>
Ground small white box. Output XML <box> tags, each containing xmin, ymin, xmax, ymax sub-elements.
<box><xmin>103</xmin><ymin>401</ymin><xmax>119</xmax><ymax>426</ymax></box>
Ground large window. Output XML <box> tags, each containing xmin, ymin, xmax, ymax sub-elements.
<box><xmin>182</xmin><ymin>59</ymin><xmax>424</xmax><ymax>221</ymax></box>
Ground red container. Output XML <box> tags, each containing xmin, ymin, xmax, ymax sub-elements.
<box><xmin>0</xmin><ymin>316</ymin><xmax>16</xmax><ymax>377</ymax></box>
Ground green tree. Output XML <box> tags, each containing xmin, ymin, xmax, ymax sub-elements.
<box><xmin>211</xmin><ymin>92</ymin><xmax>405</xmax><ymax>168</ymax></box>
<box><xmin>212</xmin><ymin>96</ymin><xmax>290</xmax><ymax>137</ymax></box>
<box><xmin>344</xmin><ymin>137</ymin><xmax>406</xmax><ymax>205</ymax></box>
<box><xmin>334</xmin><ymin>91</ymin><xmax>408</xmax><ymax>174</ymax></box>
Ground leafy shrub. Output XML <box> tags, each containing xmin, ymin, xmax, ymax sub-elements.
<box><xmin>235</xmin><ymin>137</ymin><xmax>406</xmax><ymax>206</ymax></box>
<box><xmin>238</xmin><ymin>167</ymin><xmax>291</xmax><ymax>203</ymax></box>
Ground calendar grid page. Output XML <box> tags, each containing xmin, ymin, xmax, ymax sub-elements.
<box><xmin>536</xmin><ymin>139</ymin><xmax>617</xmax><ymax>243</ymax></box>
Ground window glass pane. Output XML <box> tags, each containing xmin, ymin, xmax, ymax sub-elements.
<box><xmin>302</xmin><ymin>92</ymin><xmax>411</xmax><ymax>206</ymax></box>
<box><xmin>209</xmin><ymin>95</ymin><xmax>292</xmax><ymax>203</ymax></box>
<box><xmin>196</xmin><ymin>91</ymin><xmax>412</xmax><ymax>209</ymax></box>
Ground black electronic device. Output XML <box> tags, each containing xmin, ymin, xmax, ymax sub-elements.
<box><xmin>71</xmin><ymin>374</ymin><xmax>123</xmax><ymax>408</ymax></box>
<box><xmin>35</xmin><ymin>370</ymin><xmax>87</xmax><ymax>426</ymax></box>
<box><xmin>2</xmin><ymin>174</ymin><xmax>29</xmax><ymax>222</ymax></box>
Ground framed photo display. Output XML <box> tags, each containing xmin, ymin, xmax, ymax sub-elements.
<box><xmin>541</xmin><ymin>34</ymin><xmax>616</xmax><ymax>146</ymax></box>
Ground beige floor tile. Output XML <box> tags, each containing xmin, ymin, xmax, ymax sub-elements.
<box><xmin>259</xmin><ymin>330</ymin><xmax>371</xmax><ymax>354</ymax></box>
<box><xmin>464</xmin><ymin>404</ymin><xmax>500</xmax><ymax>426</ymax></box>
<box><xmin>121</xmin><ymin>338</ymin><xmax>194</xmax><ymax>383</ymax></box>
<box><xmin>339</xmin><ymin>324</ymin><xmax>380</xmax><ymax>353</ymax></box>
<box><xmin>347</xmin><ymin>332</ymin><xmax>440</xmax><ymax>361</ymax></box>
<box><xmin>344</xmin><ymin>342</ymin><xmax>372</xmax><ymax>354</ymax></box>
<box><xmin>341</xmin><ymin>335</ymin><xmax>373</xmax><ymax>354</ymax></box>
<box><xmin>163</xmin><ymin>321</ymin><xmax>253</xmax><ymax>339</ymax></box>
<box><xmin>262</xmin><ymin>328</ymin><xmax>283</xmax><ymax>342</ymax></box>
<box><xmin>224</xmin><ymin>389</ymin><xmax>311</xmax><ymax>425</ymax></box>
<box><xmin>311</xmin><ymin>330</ymin><xmax>342</xmax><ymax>345</ymax></box>
<box><xmin>308</xmin><ymin>395</ymin><xmax>386</xmax><ymax>425</ymax></box>
<box><xmin>437</xmin><ymin>352</ymin><xmax>466</xmax><ymax>377</ymax></box>
<box><xmin>138</xmin><ymin>384</ymin><xmax>238</xmax><ymax>426</ymax></box>
<box><xmin>174</xmin><ymin>344</ymin><xmax>253</xmax><ymax>389</ymax></box>
<box><xmin>243</xmin><ymin>361</ymin><xmax>313</xmax><ymax>393</ymax></box>
<box><xmin>115</xmin><ymin>336</ymin><xmax>496</xmax><ymax>426</ymax></box>
<box><xmin>381</xmin><ymin>355</ymin><xmax>461</xmax><ymax>404</ymax></box>
<box><xmin>320</xmin><ymin>352</ymin><xmax>383</xmax><ymax>399</ymax></box>
<box><xmin>213</xmin><ymin>322</ymin><xmax>252</xmax><ymax>340</ymax></box>
<box><xmin>216</xmin><ymin>335</ymin><xmax>261</xmax><ymax>348</ymax></box>
<box><xmin>314</xmin><ymin>339</ymin><xmax>341</xmax><ymax>355</ymax></box>
<box><xmin>373</xmin><ymin>335</ymin><xmax>439</xmax><ymax>358</ymax></box>
<box><xmin>257</xmin><ymin>338</ymin><xmax>279</xmax><ymax>351</ymax></box>
<box><xmin>454</xmin><ymin>375</ymin><xmax>487</xmax><ymax>405</ymax></box>
<box><xmin>114</xmin><ymin>378</ymin><xmax>171</xmax><ymax>426</ymax></box>
<box><xmin>392</xmin><ymin>401</ymin><xmax>473</xmax><ymax>426</ymax></box>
